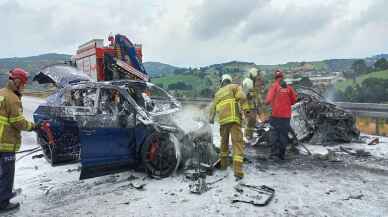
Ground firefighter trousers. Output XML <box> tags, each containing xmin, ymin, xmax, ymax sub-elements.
<box><xmin>245</xmin><ymin>110</ymin><xmax>257</xmax><ymax>140</ymax></box>
<box><xmin>219</xmin><ymin>123</ymin><xmax>244</xmax><ymax>177</ymax></box>
<box><xmin>0</xmin><ymin>153</ymin><xmax>15</xmax><ymax>204</ymax></box>
<box><xmin>269</xmin><ymin>117</ymin><xmax>290</xmax><ymax>159</ymax></box>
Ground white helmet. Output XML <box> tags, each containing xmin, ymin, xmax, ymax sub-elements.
<box><xmin>242</xmin><ymin>78</ymin><xmax>253</xmax><ymax>93</ymax></box>
<box><xmin>248</xmin><ymin>68</ymin><xmax>258</xmax><ymax>78</ymax></box>
<box><xmin>221</xmin><ymin>74</ymin><xmax>232</xmax><ymax>83</ymax></box>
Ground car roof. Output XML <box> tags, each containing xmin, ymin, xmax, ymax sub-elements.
<box><xmin>71</xmin><ymin>79</ymin><xmax>147</xmax><ymax>90</ymax></box>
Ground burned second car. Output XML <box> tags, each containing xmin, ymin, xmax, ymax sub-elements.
<box><xmin>255</xmin><ymin>86</ymin><xmax>360</xmax><ymax>146</ymax></box>
<box><xmin>33</xmin><ymin>64</ymin><xmax>216</xmax><ymax>179</ymax></box>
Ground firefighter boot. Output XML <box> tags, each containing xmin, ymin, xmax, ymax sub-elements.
<box><xmin>220</xmin><ymin>156</ymin><xmax>228</xmax><ymax>170</ymax></box>
<box><xmin>233</xmin><ymin>159</ymin><xmax>244</xmax><ymax>180</ymax></box>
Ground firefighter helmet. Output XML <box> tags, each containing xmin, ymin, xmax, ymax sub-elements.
<box><xmin>9</xmin><ymin>68</ymin><xmax>29</xmax><ymax>84</ymax></box>
<box><xmin>221</xmin><ymin>74</ymin><xmax>232</xmax><ymax>83</ymax></box>
<box><xmin>242</xmin><ymin>77</ymin><xmax>253</xmax><ymax>93</ymax></box>
<box><xmin>248</xmin><ymin>68</ymin><xmax>258</xmax><ymax>78</ymax></box>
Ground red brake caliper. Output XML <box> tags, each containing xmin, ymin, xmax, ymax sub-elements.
<box><xmin>40</xmin><ymin>121</ymin><xmax>55</xmax><ymax>145</ymax></box>
<box><xmin>148</xmin><ymin>136</ymin><xmax>160</xmax><ymax>161</ymax></box>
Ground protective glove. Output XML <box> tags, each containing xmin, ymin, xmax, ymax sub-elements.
<box><xmin>32</xmin><ymin>122</ymin><xmax>43</xmax><ymax>132</ymax></box>
<box><xmin>30</xmin><ymin>123</ymin><xmax>38</xmax><ymax>132</ymax></box>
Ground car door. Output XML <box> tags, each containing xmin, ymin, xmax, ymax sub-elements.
<box><xmin>79</xmin><ymin>87</ymin><xmax>138</xmax><ymax>179</ymax></box>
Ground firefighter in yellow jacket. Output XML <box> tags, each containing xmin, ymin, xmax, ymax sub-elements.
<box><xmin>0</xmin><ymin>68</ymin><xmax>36</xmax><ymax>212</ymax></box>
<box><xmin>242</xmin><ymin>77</ymin><xmax>256</xmax><ymax>141</ymax></box>
<box><xmin>242</xmin><ymin>68</ymin><xmax>265</xmax><ymax>142</ymax></box>
<box><xmin>209</xmin><ymin>74</ymin><xmax>248</xmax><ymax>180</ymax></box>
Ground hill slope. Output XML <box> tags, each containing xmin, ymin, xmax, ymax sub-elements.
<box><xmin>143</xmin><ymin>62</ymin><xmax>180</xmax><ymax>76</ymax></box>
<box><xmin>336</xmin><ymin>69</ymin><xmax>388</xmax><ymax>91</ymax></box>
<box><xmin>0</xmin><ymin>53</ymin><xmax>71</xmax><ymax>88</ymax></box>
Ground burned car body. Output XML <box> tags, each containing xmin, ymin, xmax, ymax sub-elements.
<box><xmin>291</xmin><ymin>86</ymin><xmax>360</xmax><ymax>144</ymax></box>
<box><xmin>32</xmin><ymin>65</ymin><xmax>215</xmax><ymax>179</ymax></box>
<box><xmin>255</xmin><ymin>86</ymin><xmax>360</xmax><ymax>146</ymax></box>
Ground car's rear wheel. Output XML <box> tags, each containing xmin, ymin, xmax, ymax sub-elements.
<box><xmin>141</xmin><ymin>132</ymin><xmax>180</xmax><ymax>178</ymax></box>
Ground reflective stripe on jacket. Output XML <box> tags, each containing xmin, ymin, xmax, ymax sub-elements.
<box><xmin>0</xmin><ymin>85</ymin><xmax>34</xmax><ymax>152</ymax></box>
<box><xmin>245</xmin><ymin>89</ymin><xmax>257</xmax><ymax>111</ymax></box>
<box><xmin>209</xmin><ymin>84</ymin><xmax>248</xmax><ymax>125</ymax></box>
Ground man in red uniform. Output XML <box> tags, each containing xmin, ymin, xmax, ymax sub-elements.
<box><xmin>265</xmin><ymin>70</ymin><xmax>297</xmax><ymax>160</ymax></box>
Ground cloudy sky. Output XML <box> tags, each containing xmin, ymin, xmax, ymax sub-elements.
<box><xmin>0</xmin><ymin>0</ymin><xmax>387</xmax><ymax>66</ymax></box>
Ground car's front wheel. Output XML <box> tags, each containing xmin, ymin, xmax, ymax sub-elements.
<box><xmin>141</xmin><ymin>131</ymin><xmax>181</xmax><ymax>178</ymax></box>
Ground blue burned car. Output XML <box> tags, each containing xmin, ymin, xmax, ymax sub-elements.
<box><xmin>32</xmin><ymin>65</ymin><xmax>210</xmax><ymax>179</ymax></box>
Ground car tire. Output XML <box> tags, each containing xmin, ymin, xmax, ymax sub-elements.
<box><xmin>141</xmin><ymin>131</ymin><xmax>181</xmax><ymax>178</ymax></box>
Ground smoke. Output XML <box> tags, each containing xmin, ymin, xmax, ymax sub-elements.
<box><xmin>172</xmin><ymin>105</ymin><xmax>207</xmax><ymax>134</ymax></box>
<box><xmin>171</xmin><ymin>105</ymin><xmax>221</xmax><ymax>148</ymax></box>
<box><xmin>323</xmin><ymin>85</ymin><xmax>337</xmax><ymax>103</ymax></box>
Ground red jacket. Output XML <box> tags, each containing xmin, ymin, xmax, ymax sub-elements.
<box><xmin>265</xmin><ymin>78</ymin><xmax>298</xmax><ymax>118</ymax></box>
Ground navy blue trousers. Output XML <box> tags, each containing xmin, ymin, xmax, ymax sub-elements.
<box><xmin>0</xmin><ymin>153</ymin><xmax>15</xmax><ymax>203</ymax></box>
<box><xmin>269</xmin><ymin>117</ymin><xmax>290</xmax><ymax>159</ymax></box>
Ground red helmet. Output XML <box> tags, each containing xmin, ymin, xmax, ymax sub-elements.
<box><xmin>9</xmin><ymin>68</ymin><xmax>29</xmax><ymax>84</ymax></box>
<box><xmin>274</xmin><ymin>69</ymin><xmax>283</xmax><ymax>79</ymax></box>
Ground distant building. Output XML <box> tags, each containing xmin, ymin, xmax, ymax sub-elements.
<box><xmin>285</xmin><ymin>74</ymin><xmax>344</xmax><ymax>86</ymax></box>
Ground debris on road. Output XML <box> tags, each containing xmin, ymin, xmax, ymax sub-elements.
<box><xmin>129</xmin><ymin>182</ymin><xmax>146</xmax><ymax>190</ymax></box>
<box><xmin>340</xmin><ymin>146</ymin><xmax>371</xmax><ymax>157</ymax></box>
<box><xmin>343</xmin><ymin>194</ymin><xmax>364</xmax><ymax>200</ymax></box>
<box><xmin>232</xmin><ymin>184</ymin><xmax>275</xmax><ymax>207</ymax></box>
<box><xmin>325</xmin><ymin>189</ymin><xmax>336</xmax><ymax>195</ymax></box>
<box><xmin>66</xmin><ymin>167</ymin><xmax>81</xmax><ymax>173</ymax></box>
<box><xmin>32</xmin><ymin>154</ymin><xmax>44</xmax><ymax>159</ymax></box>
<box><xmin>368</xmin><ymin>138</ymin><xmax>380</xmax><ymax>146</ymax></box>
<box><xmin>313</xmin><ymin>149</ymin><xmax>342</xmax><ymax>162</ymax></box>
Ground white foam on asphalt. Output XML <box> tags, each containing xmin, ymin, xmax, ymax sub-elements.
<box><xmin>8</xmin><ymin>97</ymin><xmax>388</xmax><ymax>217</ymax></box>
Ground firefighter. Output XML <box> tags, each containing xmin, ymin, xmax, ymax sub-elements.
<box><xmin>265</xmin><ymin>70</ymin><xmax>297</xmax><ymax>160</ymax></box>
<box><xmin>248</xmin><ymin>68</ymin><xmax>265</xmax><ymax>120</ymax></box>
<box><xmin>242</xmin><ymin>68</ymin><xmax>265</xmax><ymax>143</ymax></box>
<box><xmin>209</xmin><ymin>74</ymin><xmax>248</xmax><ymax>180</ymax></box>
<box><xmin>0</xmin><ymin>68</ymin><xmax>36</xmax><ymax>212</ymax></box>
<box><xmin>242</xmin><ymin>77</ymin><xmax>256</xmax><ymax>142</ymax></box>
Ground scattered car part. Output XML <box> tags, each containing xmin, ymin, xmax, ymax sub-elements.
<box><xmin>368</xmin><ymin>138</ymin><xmax>379</xmax><ymax>146</ymax></box>
<box><xmin>188</xmin><ymin>131</ymin><xmax>211</xmax><ymax>194</ymax></box>
<box><xmin>289</xmin><ymin>126</ymin><xmax>312</xmax><ymax>155</ymax></box>
<box><xmin>339</xmin><ymin>146</ymin><xmax>371</xmax><ymax>157</ymax></box>
<box><xmin>232</xmin><ymin>184</ymin><xmax>275</xmax><ymax>207</ymax></box>
<box><xmin>343</xmin><ymin>194</ymin><xmax>364</xmax><ymax>201</ymax></box>
<box><xmin>129</xmin><ymin>182</ymin><xmax>146</xmax><ymax>190</ymax></box>
<box><xmin>32</xmin><ymin>154</ymin><xmax>45</xmax><ymax>159</ymax></box>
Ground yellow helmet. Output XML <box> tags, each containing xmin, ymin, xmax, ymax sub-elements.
<box><xmin>248</xmin><ymin>68</ymin><xmax>258</xmax><ymax>78</ymax></box>
<box><xmin>221</xmin><ymin>74</ymin><xmax>232</xmax><ymax>83</ymax></box>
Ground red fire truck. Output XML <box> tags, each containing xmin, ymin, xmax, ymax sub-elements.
<box><xmin>72</xmin><ymin>34</ymin><xmax>149</xmax><ymax>82</ymax></box>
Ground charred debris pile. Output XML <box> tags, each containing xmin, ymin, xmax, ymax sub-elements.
<box><xmin>256</xmin><ymin>86</ymin><xmax>360</xmax><ymax>146</ymax></box>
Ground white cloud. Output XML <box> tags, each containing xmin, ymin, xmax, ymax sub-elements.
<box><xmin>0</xmin><ymin>0</ymin><xmax>387</xmax><ymax>66</ymax></box>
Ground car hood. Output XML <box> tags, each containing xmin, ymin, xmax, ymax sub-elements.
<box><xmin>33</xmin><ymin>64</ymin><xmax>91</xmax><ymax>88</ymax></box>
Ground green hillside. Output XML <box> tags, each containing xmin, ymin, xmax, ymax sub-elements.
<box><xmin>143</xmin><ymin>62</ymin><xmax>179</xmax><ymax>76</ymax></box>
<box><xmin>0</xmin><ymin>53</ymin><xmax>71</xmax><ymax>73</ymax></box>
<box><xmin>336</xmin><ymin>69</ymin><xmax>388</xmax><ymax>91</ymax></box>
<box><xmin>0</xmin><ymin>53</ymin><xmax>71</xmax><ymax>90</ymax></box>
